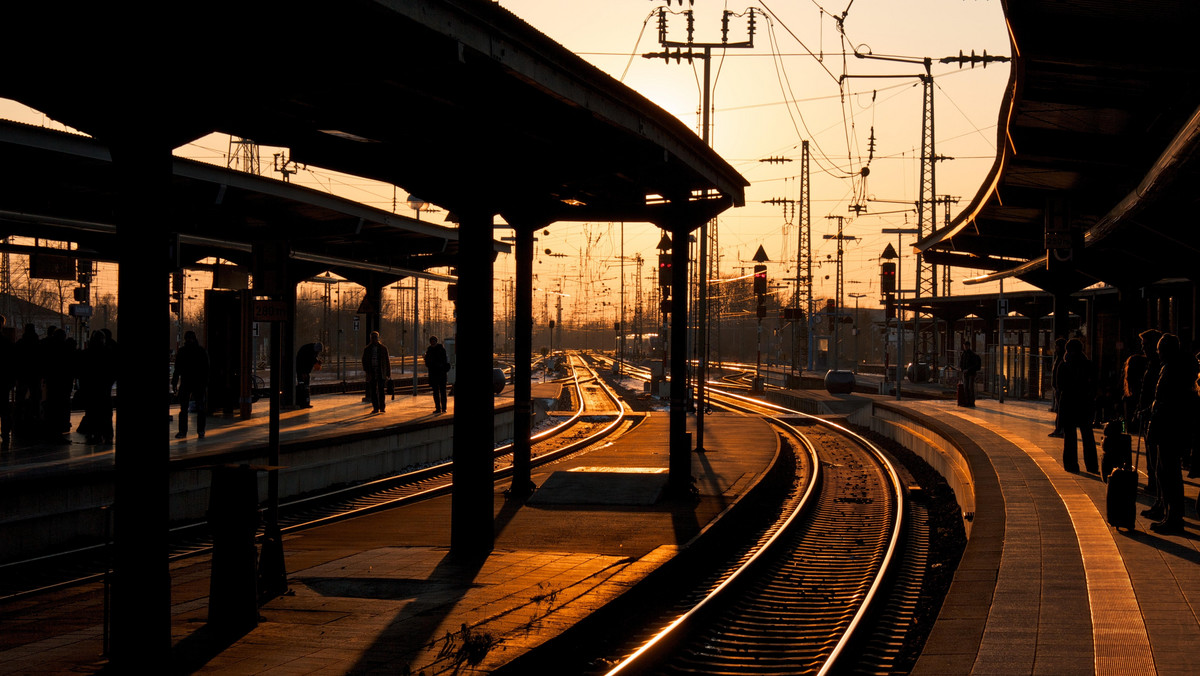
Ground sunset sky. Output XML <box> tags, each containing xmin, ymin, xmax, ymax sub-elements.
<box><xmin>0</xmin><ymin>0</ymin><xmax>1016</xmax><ymax>331</ymax></box>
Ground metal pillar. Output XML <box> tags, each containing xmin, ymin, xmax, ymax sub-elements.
<box><xmin>109</xmin><ymin>140</ymin><xmax>172</xmax><ymax>665</ymax></box>
<box><xmin>450</xmin><ymin>211</ymin><xmax>495</xmax><ymax>556</ymax></box>
<box><xmin>669</xmin><ymin>224</ymin><xmax>692</xmax><ymax>495</ymax></box>
<box><xmin>510</xmin><ymin>225</ymin><xmax>535</xmax><ymax>498</ymax></box>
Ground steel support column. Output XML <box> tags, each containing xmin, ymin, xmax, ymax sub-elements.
<box><xmin>109</xmin><ymin>141</ymin><xmax>172</xmax><ymax>665</ymax></box>
<box><xmin>669</xmin><ymin>224</ymin><xmax>692</xmax><ymax>496</ymax></box>
<box><xmin>1053</xmin><ymin>291</ymin><xmax>1071</xmax><ymax>341</ymax></box>
<box><xmin>510</xmin><ymin>225</ymin><xmax>535</xmax><ymax>498</ymax></box>
<box><xmin>450</xmin><ymin>212</ymin><xmax>495</xmax><ymax>556</ymax></box>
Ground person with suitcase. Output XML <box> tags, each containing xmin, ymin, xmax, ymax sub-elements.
<box><xmin>1143</xmin><ymin>333</ymin><xmax>1199</xmax><ymax>534</ymax></box>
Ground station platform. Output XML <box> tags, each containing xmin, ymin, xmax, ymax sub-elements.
<box><xmin>877</xmin><ymin>396</ymin><xmax>1200</xmax><ymax>676</ymax></box>
<box><xmin>4</xmin><ymin>380</ymin><xmax>1199</xmax><ymax>674</ymax></box>
<box><xmin>0</xmin><ymin>408</ymin><xmax>780</xmax><ymax>674</ymax></box>
<box><xmin>0</xmin><ymin>379</ymin><xmax>568</xmax><ymax>482</ymax></box>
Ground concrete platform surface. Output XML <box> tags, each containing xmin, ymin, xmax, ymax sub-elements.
<box><xmin>0</xmin><ymin>411</ymin><xmax>779</xmax><ymax>674</ymax></box>
<box><xmin>888</xmin><ymin>397</ymin><xmax>1200</xmax><ymax>676</ymax></box>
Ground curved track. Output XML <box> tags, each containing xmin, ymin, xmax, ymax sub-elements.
<box><xmin>604</xmin><ymin>388</ymin><xmax>905</xmax><ymax>675</ymax></box>
<box><xmin>583</xmin><ymin>353</ymin><xmax>917</xmax><ymax>675</ymax></box>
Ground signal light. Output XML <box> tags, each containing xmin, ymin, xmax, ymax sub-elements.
<box><xmin>880</xmin><ymin>262</ymin><xmax>896</xmax><ymax>294</ymax></box>
<box><xmin>753</xmin><ymin>264</ymin><xmax>767</xmax><ymax>295</ymax></box>
<box><xmin>658</xmin><ymin>253</ymin><xmax>672</xmax><ymax>287</ymax></box>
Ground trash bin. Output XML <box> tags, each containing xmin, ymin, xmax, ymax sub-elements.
<box><xmin>824</xmin><ymin>370</ymin><xmax>856</xmax><ymax>394</ymax></box>
<box><xmin>492</xmin><ymin>368</ymin><xmax>507</xmax><ymax>395</ymax></box>
<box><xmin>208</xmin><ymin>464</ymin><xmax>261</xmax><ymax>634</ymax></box>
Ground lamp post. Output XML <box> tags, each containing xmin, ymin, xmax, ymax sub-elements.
<box><xmin>849</xmin><ymin>292</ymin><xmax>867</xmax><ymax>372</ymax></box>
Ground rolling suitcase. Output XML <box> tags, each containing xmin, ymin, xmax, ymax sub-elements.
<box><xmin>1100</xmin><ymin>421</ymin><xmax>1132</xmax><ymax>484</ymax></box>
<box><xmin>1105</xmin><ymin>429</ymin><xmax>1139</xmax><ymax>530</ymax></box>
<box><xmin>957</xmin><ymin>382</ymin><xmax>967</xmax><ymax>407</ymax></box>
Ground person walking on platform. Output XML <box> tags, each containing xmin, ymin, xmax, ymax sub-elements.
<box><xmin>0</xmin><ymin>315</ymin><xmax>15</xmax><ymax>451</ymax></box>
<box><xmin>362</xmin><ymin>331</ymin><xmax>391</xmax><ymax>413</ymax></box>
<box><xmin>171</xmin><ymin>330</ymin><xmax>209</xmax><ymax>439</ymax></box>
<box><xmin>424</xmin><ymin>335</ymin><xmax>449</xmax><ymax>414</ymax></box>
<box><xmin>1142</xmin><ymin>333</ymin><xmax>1199</xmax><ymax>534</ymax></box>
<box><xmin>958</xmin><ymin>341</ymin><xmax>980</xmax><ymax>407</ymax></box>
<box><xmin>1135</xmin><ymin>329</ymin><xmax>1163</xmax><ymax>494</ymax></box>
<box><xmin>295</xmin><ymin>342</ymin><xmax>323</xmax><ymax>408</ymax></box>
<box><xmin>1059</xmin><ymin>338</ymin><xmax>1099</xmax><ymax>473</ymax></box>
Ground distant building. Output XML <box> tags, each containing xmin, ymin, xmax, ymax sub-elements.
<box><xmin>0</xmin><ymin>292</ymin><xmax>72</xmax><ymax>339</ymax></box>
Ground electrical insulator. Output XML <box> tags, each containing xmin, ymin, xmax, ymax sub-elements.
<box><xmin>753</xmin><ymin>264</ymin><xmax>767</xmax><ymax>295</ymax></box>
<box><xmin>880</xmin><ymin>262</ymin><xmax>896</xmax><ymax>294</ymax></box>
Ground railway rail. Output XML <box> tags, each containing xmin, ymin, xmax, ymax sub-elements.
<box><xmin>596</xmin><ymin>388</ymin><xmax>907</xmax><ymax>675</ymax></box>
<box><xmin>574</xmin><ymin>352</ymin><xmax>938</xmax><ymax>674</ymax></box>
<box><xmin>0</xmin><ymin>354</ymin><xmax>630</xmax><ymax>602</ymax></box>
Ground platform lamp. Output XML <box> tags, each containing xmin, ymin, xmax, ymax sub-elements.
<box><xmin>849</xmin><ymin>292</ymin><xmax>867</xmax><ymax>372</ymax></box>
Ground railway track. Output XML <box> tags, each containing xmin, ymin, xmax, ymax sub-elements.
<box><xmin>0</xmin><ymin>354</ymin><xmax>631</xmax><ymax>602</ymax></box>
<box><xmin>565</xmin><ymin>353</ymin><xmax>938</xmax><ymax>675</ymax></box>
<box><xmin>597</xmin><ymin>389</ymin><xmax>905</xmax><ymax>675</ymax></box>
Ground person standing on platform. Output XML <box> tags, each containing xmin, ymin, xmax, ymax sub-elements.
<box><xmin>362</xmin><ymin>331</ymin><xmax>391</xmax><ymax>413</ymax></box>
<box><xmin>171</xmin><ymin>330</ymin><xmax>209</xmax><ymax>439</ymax></box>
<box><xmin>424</xmin><ymin>336</ymin><xmax>449</xmax><ymax>414</ymax></box>
<box><xmin>958</xmin><ymin>341</ymin><xmax>980</xmax><ymax>407</ymax></box>
<box><xmin>0</xmin><ymin>315</ymin><xmax>15</xmax><ymax>452</ymax></box>
<box><xmin>1135</xmin><ymin>329</ymin><xmax>1163</xmax><ymax>494</ymax></box>
<box><xmin>295</xmin><ymin>342</ymin><xmax>323</xmax><ymax>408</ymax></box>
<box><xmin>13</xmin><ymin>323</ymin><xmax>39</xmax><ymax>440</ymax></box>
<box><xmin>1048</xmin><ymin>338</ymin><xmax>1067</xmax><ymax>437</ymax></box>
<box><xmin>1143</xmin><ymin>333</ymin><xmax>1199</xmax><ymax>534</ymax></box>
<box><xmin>41</xmin><ymin>327</ymin><xmax>74</xmax><ymax>444</ymax></box>
<box><xmin>1122</xmin><ymin>334</ymin><xmax>1149</xmax><ymax>425</ymax></box>
<box><xmin>1059</xmin><ymin>338</ymin><xmax>1099</xmax><ymax>473</ymax></box>
<box><xmin>78</xmin><ymin>330</ymin><xmax>116</xmax><ymax>445</ymax></box>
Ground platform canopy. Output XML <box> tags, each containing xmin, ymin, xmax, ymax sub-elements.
<box><xmin>918</xmin><ymin>0</ymin><xmax>1200</xmax><ymax>293</ymax></box>
<box><xmin>0</xmin><ymin>121</ymin><xmax>468</xmax><ymax>284</ymax></box>
<box><xmin>0</xmin><ymin>0</ymin><xmax>746</xmax><ymax>237</ymax></box>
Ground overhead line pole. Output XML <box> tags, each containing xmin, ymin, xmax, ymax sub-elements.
<box><xmin>645</xmin><ymin>6</ymin><xmax>757</xmax><ymax>452</ymax></box>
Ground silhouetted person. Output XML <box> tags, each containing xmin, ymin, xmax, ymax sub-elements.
<box><xmin>1059</xmin><ymin>338</ymin><xmax>1098</xmax><ymax>473</ymax></box>
<box><xmin>172</xmin><ymin>331</ymin><xmax>209</xmax><ymax>439</ymax></box>
<box><xmin>13</xmin><ymin>323</ymin><xmax>39</xmax><ymax>438</ymax></box>
<box><xmin>78</xmin><ymin>330</ymin><xmax>116</xmax><ymax>445</ymax></box>
<box><xmin>1048</xmin><ymin>337</ymin><xmax>1067</xmax><ymax>437</ymax></box>
<box><xmin>362</xmin><ymin>331</ymin><xmax>390</xmax><ymax>413</ymax></box>
<box><xmin>0</xmin><ymin>315</ymin><xmax>14</xmax><ymax>451</ymax></box>
<box><xmin>1122</xmin><ymin>333</ymin><xmax>1149</xmax><ymax>425</ymax></box>
<box><xmin>958</xmin><ymin>341</ymin><xmax>980</xmax><ymax>407</ymax></box>
<box><xmin>424</xmin><ymin>335</ymin><xmax>449</xmax><ymax>414</ymax></box>
<box><xmin>1143</xmin><ymin>333</ymin><xmax>1198</xmax><ymax>534</ymax></box>
<box><xmin>295</xmin><ymin>342</ymin><xmax>323</xmax><ymax>408</ymax></box>
<box><xmin>41</xmin><ymin>327</ymin><xmax>74</xmax><ymax>444</ymax></box>
<box><xmin>1134</xmin><ymin>329</ymin><xmax>1164</xmax><ymax>494</ymax></box>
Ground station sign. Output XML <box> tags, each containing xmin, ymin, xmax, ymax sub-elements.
<box><xmin>253</xmin><ymin>300</ymin><xmax>288</xmax><ymax>323</ymax></box>
<box><xmin>69</xmin><ymin>303</ymin><xmax>93</xmax><ymax>318</ymax></box>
